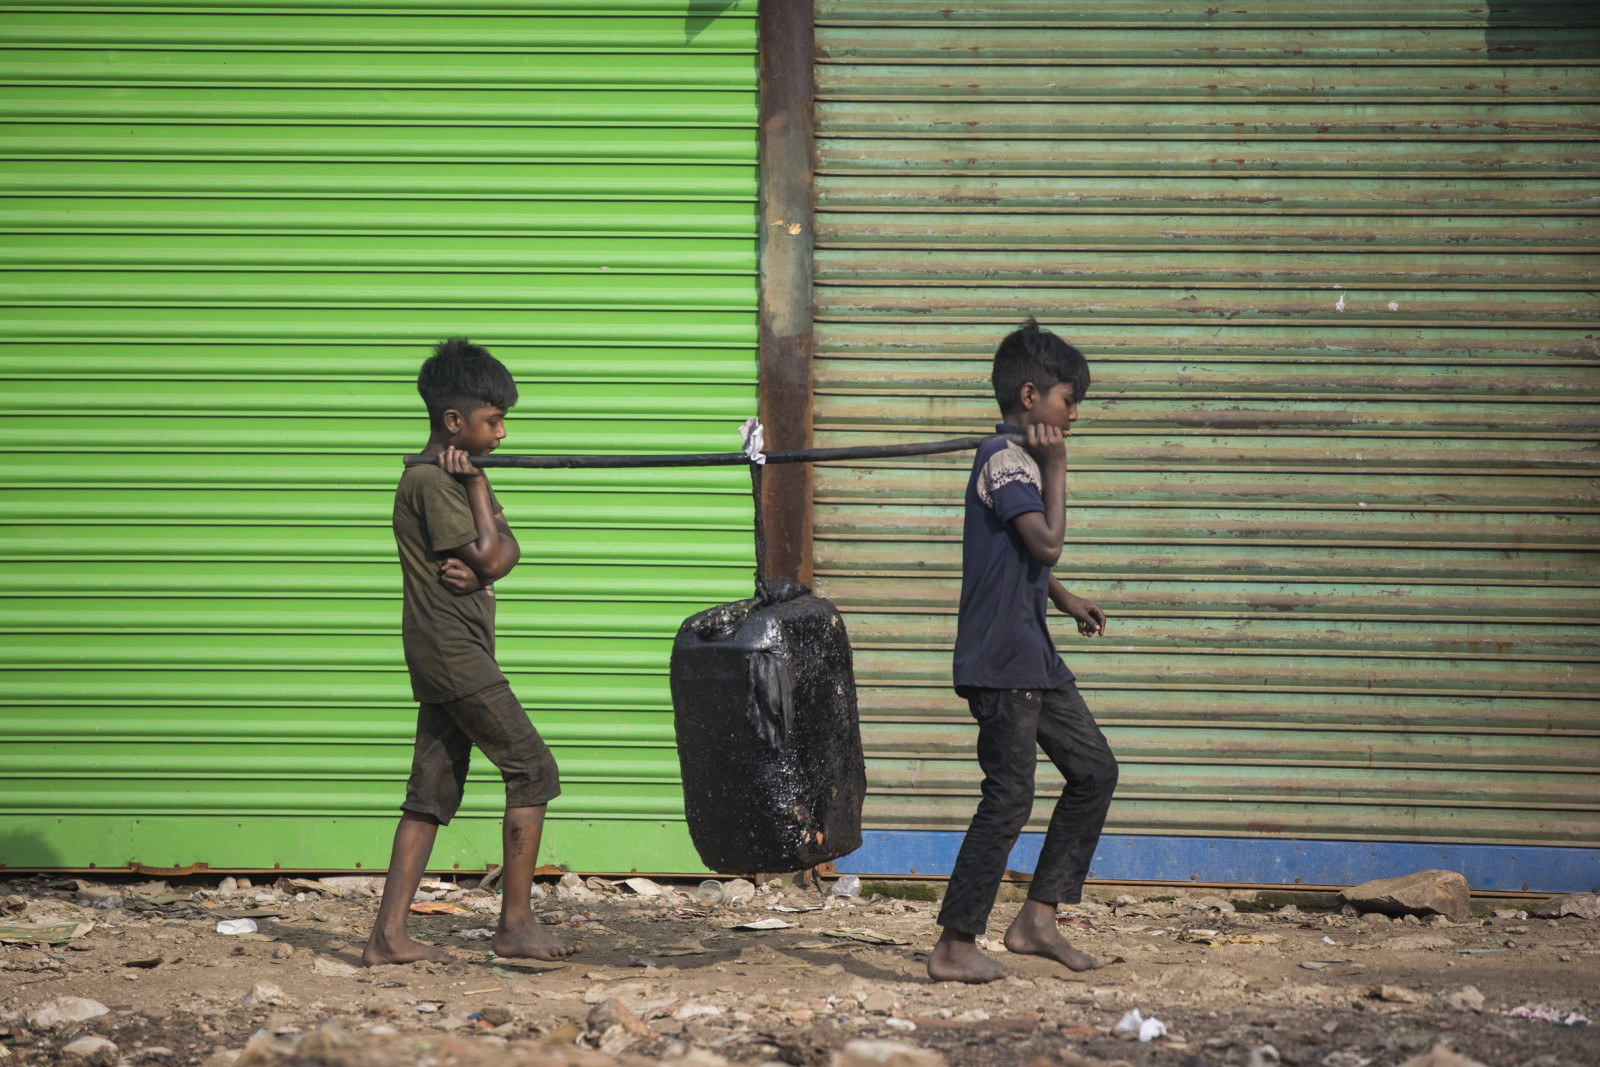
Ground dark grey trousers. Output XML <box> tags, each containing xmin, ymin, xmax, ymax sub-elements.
<box><xmin>936</xmin><ymin>682</ymin><xmax>1119</xmax><ymax>935</ymax></box>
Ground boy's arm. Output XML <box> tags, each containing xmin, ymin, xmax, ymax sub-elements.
<box><xmin>1048</xmin><ymin>572</ymin><xmax>1106</xmax><ymax>636</ymax></box>
<box><xmin>1010</xmin><ymin>423</ymin><xmax>1067</xmax><ymax>566</ymax></box>
<box><xmin>438</xmin><ymin>448</ymin><xmax>519</xmax><ymax>581</ymax></box>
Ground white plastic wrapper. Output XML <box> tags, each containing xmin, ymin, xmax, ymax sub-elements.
<box><xmin>215</xmin><ymin>918</ymin><xmax>257</xmax><ymax>935</ymax></box>
<box><xmin>739</xmin><ymin>417</ymin><xmax>766</xmax><ymax>465</ymax></box>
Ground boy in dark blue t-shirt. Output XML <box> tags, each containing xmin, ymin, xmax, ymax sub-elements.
<box><xmin>930</xmin><ymin>319</ymin><xmax>1119</xmax><ymax>984</ymax></box>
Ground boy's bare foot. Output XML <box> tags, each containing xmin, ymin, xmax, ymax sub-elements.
<box><xmin>927</xmin><ymin>933</ymin><xmax>1023</xmax><ymax>983</ymax></box>
<box><xmin>491</xmin><ymin>924</ymin><xmax>585</xmax><ymax>962</ymax></box>
<box><xmin>1002</xmin><ymin>901</ymin><xmax>1106</xmax><ymax>971</ymax></box>
<box><xmin>361</xmin><ymin>930</ymin><xmax>457</xmax><ymax>967</ymax></box>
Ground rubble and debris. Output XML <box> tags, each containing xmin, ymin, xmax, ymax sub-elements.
<box><xmin>1508</xmin><ymin>1005</ymin><xmax>1591</xmax><ymax>1026</ymax></box>
<box><xmin>0</xmin><ymin>920</ymin><xmax>93</xmax><ymax>944</ymax></box>
<box><xmin>26</xmin><ymin>996</ymin><xmax>109</xmax><ymax>1028</ymax></box>
<box><xmin>0</xmin><ymin>873</ymin><xmax>1586</xmax><ymax>1067</ymax></box>
<box><xmin>833</xmin><ymin>1039</ymin><xmax>947</xmax><ymax>1067</ymax></box>
<box><xmin>1113</xmin><ymin>1008</ymin><xmax>1168</xmax><ymax>1042</ymax></box>
<box><xmin>1532</xmin><ymin>892</ymin><xmax>1600</xmax><ymax>920</ymax></box>
<box><xmin>1441</xmin><ymin>985</ymin><xmax>1485</xmax><ymax>1013</ymax></box>
<box><xmin>1394</xmin><ymin>1046</ymin><xmax>1491</xmax><ymax>1067</ymax></box>
<box><xmin>831</xmin><ymin>874</ymin><xmax>863</xmax><ymax>899</ymax></box>
<box><xmin>1338</xmin><ymin>869</ymin><xmax>1470</xmax><ymax>922</ymax></box>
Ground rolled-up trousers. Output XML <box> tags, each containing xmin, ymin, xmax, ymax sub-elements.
<box><xmin>936</xmin><ymin>682</ymin><xmax>1119</xmax><ymax>935</ymax></box>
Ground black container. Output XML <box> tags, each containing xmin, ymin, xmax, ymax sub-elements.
<box><xmin>670</xmin><ymin>579</ymin><xmax>866</xmax><ymax>874</ymax></box>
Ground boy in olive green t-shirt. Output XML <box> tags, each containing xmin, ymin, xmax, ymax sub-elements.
<box><xmin>363</xmin><ymin>338</ymin><xmax>583</xmax><ymax>967</ymax></box>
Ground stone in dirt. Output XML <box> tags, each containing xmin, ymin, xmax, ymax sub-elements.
<box><xmin>60</xmin><ymin>1036</ymin><xmax>117</xmax><ymax>1065</ymax></box>
<box><xmin>1378</xmin><ymin>984</ymin><xmax>1427</xmax><ymax>1004</ymax></box>
<box><xmin>587</xmin><ymin>997</ymin><xmax>648</xmax><ymax>1036</ymax></box>
<box><xmin>1440</xmin><ymin>985</ymin><xmax>1485</xmax><ymax>1013</ymax></box>
<box><xmin>240</xmin><ymin>983</ymin><xmax>288</xmax><ymax>1007</ymax></box>
<box><xmin>834</xmin><ymin>1039</ymin><xmax>947</xmax><ymax>1067</ymax></box>
<box><xmin>27</xmin><ymin>997</ymin><xmax>110</xmax><ymax>1028</ymax></box>
<box><xmin>1533</xmin><ymin>892</ymin><xmax>1600</xmax><ymax>920</ymax></box>
<box><xmin>311</xmin><ymin>955</ymin><xmax>359</xmax><ymax>977</ymax></box>
<box><xmin>1394</xmin><ymin>1046</ymin><xmax>1491</xmax><ymax>1067</ymax></box>
<box><xmin>1339</xmin><ymin>869</ymin><xmax>1469</xmax><ymax>922</ymax></box>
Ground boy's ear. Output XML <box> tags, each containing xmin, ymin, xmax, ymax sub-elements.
<box><xmin>441</xmin><ymin>408</ymin><xmax>463</xmax><ymax>434</ymax></box>
<box><xmin>1018</xmin><ymin>382</ymin><xmax>1038</xmax><ymax>411</ymax></box>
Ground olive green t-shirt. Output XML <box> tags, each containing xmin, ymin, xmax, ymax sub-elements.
<box><xmin>393</xmin><ymin>464</ymin><xmax>507</xmax><ymax>703</ymax></box>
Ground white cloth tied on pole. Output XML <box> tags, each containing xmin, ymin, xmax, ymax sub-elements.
<box><xmin>740</xmin><ymin>417</ymin><xmax>766</xmax><ymax>465</ymax></box>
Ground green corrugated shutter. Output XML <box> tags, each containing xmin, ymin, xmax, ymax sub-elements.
<box><xmin>0</xmin><ymin>1</ymin><xmax>757</xmax><ymax>872</ymax></box>
<box><xmin>811</xmin><ymin>2</ymin><xmax>1600</xmax><ymax>850</ymax></box>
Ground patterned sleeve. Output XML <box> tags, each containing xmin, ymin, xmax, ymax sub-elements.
<box><xmin>976</xmin><ymin>445</ymin><xmax>1045</xmax><ymax>524</ymax></box>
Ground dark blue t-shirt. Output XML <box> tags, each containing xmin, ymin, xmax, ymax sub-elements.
<box><xmin>951</xmin><ymin>425</ymin><xmax>1075</xmax><ymax>694</ymax></box>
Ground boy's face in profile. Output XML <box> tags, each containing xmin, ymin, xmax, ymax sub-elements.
<box><xmin>443</xmin><ymin>405</ymin><xmax>507</xmax><ymax>456</ymax></box>
<box><xmin>1018</xmin><ymin>381</ymin><xmax>1079</xmax><ymax>432</ymax></box>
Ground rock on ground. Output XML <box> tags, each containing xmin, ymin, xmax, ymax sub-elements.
<box><xmin>1533</xmin><ymin>892</ymin><xmax>1600</xmax><ymax>920</ymax></box>
<box><xmin>834</xmin><ymin>1039</ymin><xmax>948</xmax><ymax>1067</ymax></box>
<box><xmin>26</xmin><ymin>996</ymin><xmax>110</xmax><ymax>1028</ymax></box>
<box><xmin>60</xmin><ymin>1035</ymin><xmax>117</xmax><ymax>1065</ymax></box>
<box><xmin>1339</xmin><ymin>869</ymin><xmax>1469</xmax><ymax>922</ymax></box>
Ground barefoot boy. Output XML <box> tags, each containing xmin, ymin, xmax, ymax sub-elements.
<box><xmin>928</xmin><ymin>320</ymin><xmax>1118</xmax><ymax>984</ymax></box>
<box><xmin>364</xmin><ymin>338</ymin><xmax>582</xmax><ymax>966</ymax></box>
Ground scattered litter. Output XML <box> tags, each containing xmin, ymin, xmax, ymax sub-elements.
<box><xmin>0</xmin><ymin>920</ymin><xmax>94</xmax><ymax>945</ymax></box>
<box><xmin>459</xmin><ymin>927</ymin><xmax>495</xmax><ymax>941</ymax></box>
<box><xmin>1300</xmin><ymin>959</ymin><xmax>1355</xmax><ymax>970</ymax></box>
<box><xmin>883</xmin><ymin>1017</ymin><xmax>917</xmax><ymax>1032</ymax></box>
<box><xmin>409</xmin><ymin>901</ymin><xmax>468</xmax><ymax>915</ymax></box>
<box><xmin>1508</xmin><ymin>1006</ymin><xmax>1590</xmax><ymax>1027</ymax></box>
<box><xmin>1180</xmin><ymin>931</ymin><xmax>1285</xmax><ymax>947</ymax></box>
<box><xmin>1456</xmin><ymin>947</ymin><xmax>1506</xmax><ymax>955</ymax></box>
<box><xmin>1113</xmin><ymin>1008</ymin><xmax>1167</xmax><ymax>1043</ymax></box>
<box><xmin>728</xmin><ymin>917</ymin><xmax>792</xmax><ymax>930</ymax></box>
<box><xmin>1323</xmin><ymin>936</ymin><xmax>1338</xmax><ymax>945</ymax></box>
<box><xmin>771</xmin><ymin>904</ymin><xmax>824</xmax><ymax>913</ymax></box>
<box><xmin>415</xmin><ymin>1003</ymin><xmax>441</xmax><ymax>1014</ymax></box>
<box><xmin>622</xmin><ymin>877</ymin><xmax>663</xmax><ymax>897</ymax></box>
<box><xmin>285</xmin><ymin>878</ymin><xmax>340</xmax><ymax>897</ymax></box>
<box><xmin>627</xmin><ymin>955</ymin><xmax>658</xmax><ymax>968</ymax></box>
<box><xmin>461</xmin><ymin>987</ymin><xmax>502</xmax><ymax>996</ymax></box>
<box><xmin>215</xmin><ymin>918</ymin><xmax>258</xmax><ymax>935</ymax></box>
<box><xmin>694</xmin><ymin>880</ymin><xmax>725</xmax><ymax>906</ymax></box>
<box><xmin>830</xmin><ymin>874</ymin><xmax>862</xmax><ymax>899</ymax></box>
<box><xmin>821</xmin><ymin>928</ymin><xmax>910</xmax><ymax>945</ymax></box>
<box><xmin>1058</xmin><ymin>916</ymin><xmax>1099</xmax><ymax>932</ymax></box>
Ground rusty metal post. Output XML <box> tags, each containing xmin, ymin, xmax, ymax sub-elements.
<box><xmin>757</xmin><ymin>0</ymin><xmax>815</xmax><ymax>585</ymax></box>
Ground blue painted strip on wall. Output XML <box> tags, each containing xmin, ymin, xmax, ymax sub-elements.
<box><xmin>836</xmin><ymin>832</ymin><xmax>1600</xmax><ymax>894</ymax></box>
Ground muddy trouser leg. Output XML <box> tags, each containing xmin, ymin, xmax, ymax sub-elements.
<box><xmin>935</xmin><ymin>688</ymin><xmax>1044</xmax><ymax>936</ymax></box>
<box><xmin>1026</xmin><ymin>681</ymin><xmax>1119</xmax><ymax>907</ymax></box>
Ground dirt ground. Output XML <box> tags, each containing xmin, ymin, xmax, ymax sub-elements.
<box><xmin>2</xmin><ymin>873</ymin><xmax>1595</xmax><ymax>1067</ymax></box>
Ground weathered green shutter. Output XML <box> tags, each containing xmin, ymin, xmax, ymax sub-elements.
<box><xmin>811</xmin><ymin>2</ymin><xmax>1600</xmax><ymax>863</ymax></box>
<box><xmin>0</xmin><ymin>2</ymin><xmax>757</xmax><ymax>872</ymax></box>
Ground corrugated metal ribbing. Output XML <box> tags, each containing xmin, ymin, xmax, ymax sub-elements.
<box><xmin>811</xmin><ymin>1</ymin><xmax>1600</xmax><ymax>849</ymax></box>
<box><xmin>0</xmin><ymin>2</ymin><xmax>757</xmax><ymax>871</ymax></box>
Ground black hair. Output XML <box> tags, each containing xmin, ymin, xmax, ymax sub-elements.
<box><xmin>417</xmin><ymin>337</ymin><xmax>518</xmax><ymax>429</ymax></box>
<box><xmin>990</xmin><ymin>318</ymin><xmax>1089</xmax><ymax>414</ymax></box>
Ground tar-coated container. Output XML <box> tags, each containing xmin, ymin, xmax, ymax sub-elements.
<box><xmin>670</xmin><ymin>579</ymin><xmax>866</xmax><ymax>874</ymax></box>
